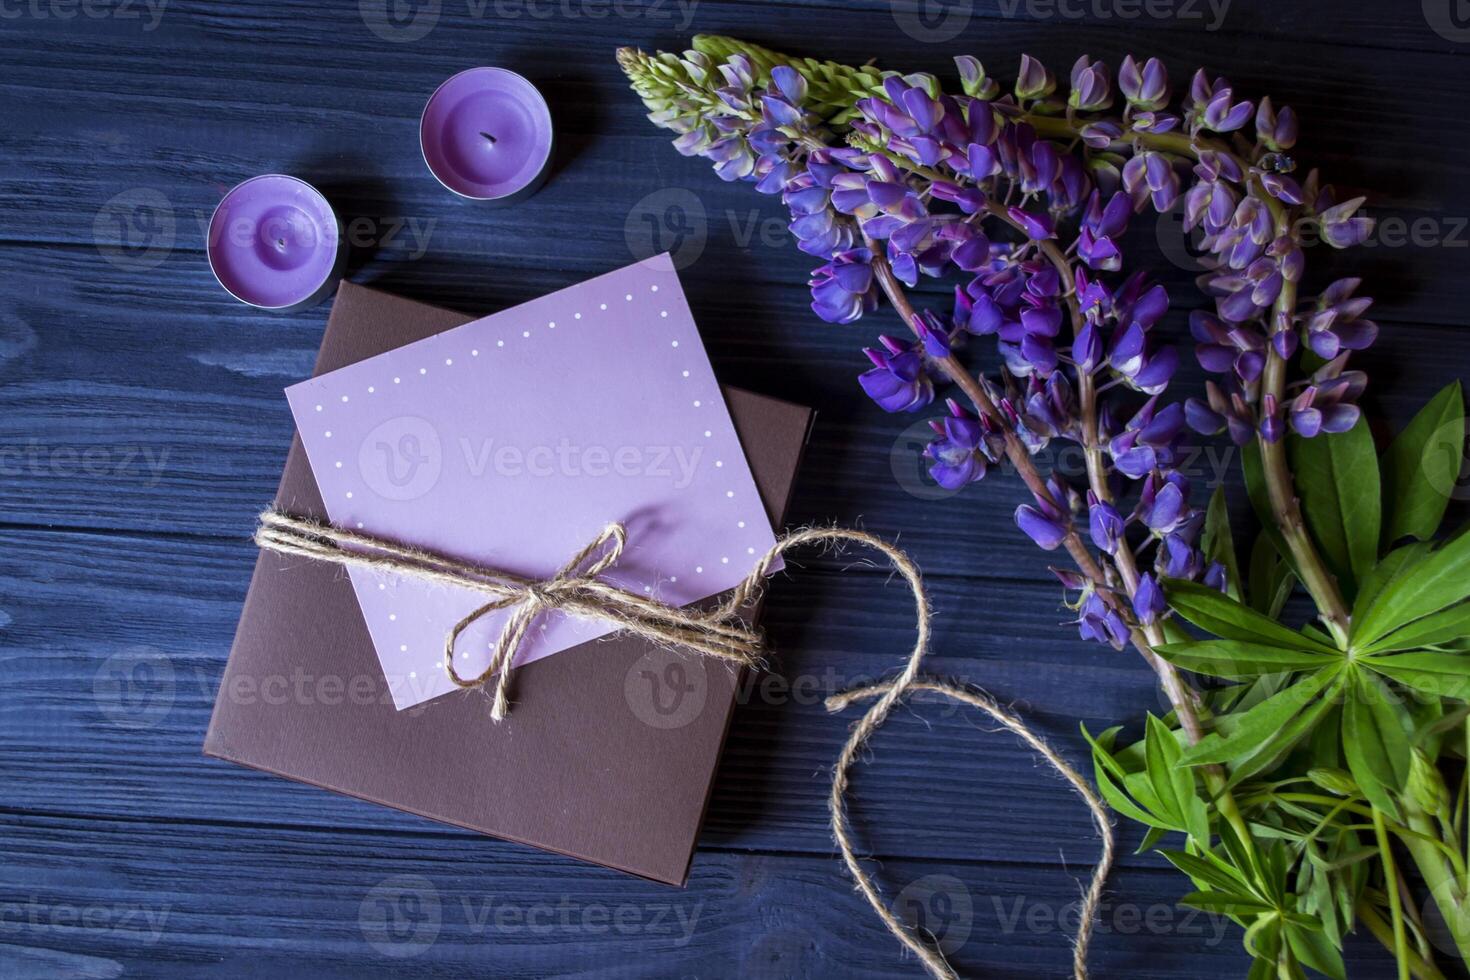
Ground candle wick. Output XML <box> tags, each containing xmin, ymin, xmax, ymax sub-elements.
<box><xmin>480</xmin><ymin>131</ymin><xmax>498</xmax><ymax>145</ymax></box>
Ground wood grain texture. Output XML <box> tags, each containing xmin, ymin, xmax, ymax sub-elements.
<box><xmin>0</xmin><ymin>0</ymin><xmax>1461</xmax><ymax>975</ymax></box>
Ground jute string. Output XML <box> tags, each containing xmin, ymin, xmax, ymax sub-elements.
<box><xmin>254</xmin><ymin>509</ymin><xmax>1114</xmax><ymax>978</ymax></box>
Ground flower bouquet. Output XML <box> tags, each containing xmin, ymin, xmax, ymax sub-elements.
<box><xmin>620</xmin><ymin>35</ymin><xmax>1469</xmax><ymax>979</ymax></box>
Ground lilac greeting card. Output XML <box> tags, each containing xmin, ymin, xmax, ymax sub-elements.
<box><xmin>285</xmin><ymin>254</ymin><xmax>778</xmax><ymax>709</ymax></box>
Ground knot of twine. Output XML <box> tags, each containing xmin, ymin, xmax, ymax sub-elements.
<box><xmin>254</xmin><ymin>508</ymin><xmax>1113</xmax><ymax>979</ymax></box>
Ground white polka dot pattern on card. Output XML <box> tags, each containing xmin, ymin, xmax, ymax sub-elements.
<box><xmin>284</xmin><ymin>257</ymin><xmax>777</xmax><ymax>710</ymax></box>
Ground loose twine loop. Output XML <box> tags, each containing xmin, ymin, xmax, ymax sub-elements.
<box><xmin>255</xmin><ymin>509</ymin><xmax>1114</xmax><ymax>978</ymax></box>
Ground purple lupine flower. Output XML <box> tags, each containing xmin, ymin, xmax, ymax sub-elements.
<box><xmin>1076</xmin><ymin>589</ymin><xmax>1131</xmax><ymax>648</ymax></box>
<box><xmin>1015</xmin><ymin>54</ymin><xmax>1056</xmax><ymax>100</ymax></box>
<box><xmin>1135</xmin><ymin>472</ymin><xmax>1190</xmax><ymax>535</ymax></box>
<box><xmin>924</xmin><ymin>400</ymin><xmax>996</xmax><ymax>489</ymax></box>
<box><xmin>1119</xmin><ymin>55</ymin><xmax>1169</xmax><ymax>111</ymax></box>
<box><xmin>1088</xmin><ymin>491</ymin><xmax>1125</xmax><ymax>554</ymax></box>
<box><xmin>1185</xmin><ymin>380</ymin><xmax>1256</xmax><ymax>445</ymax></box>
<box><xmin>1077</xmin><ymin>191</ymin><xmax>1130</xmax><ymax>271</ymax></box>
<box><xmin>1255</xmin><ymin>96</ymin><xmax>1298</xmax><ymax>150</ymax></box>
<box><xmin>1318</xmin><ymin>196</ymin><xmax>1373</xmax><ymax>249</ymax></box>
<box><xmin>1068</xmin><ymin>55</ymin><xmax>1113</xmax><ymax>111</ymax></box>
<box><xmin>1133</xmin><ymin>573</ymin><xmax>1166</xmax><ymax>626</ymax></box>
<box><xmin>1259</xmin><ymin>393</ymin><xmax>1285</xmax><ymax>443</ymax></box>
<box><xmin>1289</xmin><ymin>375</ymin><xmax>1363</xmax><ymax>437</ymax></box>
<box><xmin>858</xmin><ymin>336</ymin><xmax>934</xmax><ymax>413</ymax></box>
<box><xmin>809</xmin><ymin>248</ymin><xmax>877</xmax><ymax>323</ymax></box>
<box><xmin>1203</xmin><ymin>561</ymin><xmax>1230</xmax><ymax>593</ymax></box>
<box><xmin>1190</xmin><ymin>310</ymin><xmax>1265</xmax><ymax>386</ymax></box>
<box><xmin>1202</xmin><ymin>87</ymin><xmax>1254</xmax><ymax>133</ymax></box>
<box><xmin>1016</xmin><ymin>477</ymin><xmax>1075</xmax><ymax>551</ymax></box>
<box><xmin>1304</xmin><ymin>278</ymin><xmax>1378</xmax><ymax>359</ymax></box>
<box><xmin>1007</xmin><ymin>205</ymin><xmax>1055</xmax><ymax>240</ymax></box>
<box><xmin>1108</xmin><ymin>322</ymin><xmax>1178</xmax><ymax>395</ymax></box>
<box><xmin>1158</xmin><ymin>531</ymin><xmax>1204</xmax><ymax>580</ymax></box>
<box><xmin>954</xmin><ymin>55</ymin><xmax>1001</xmax><ymax>100</ymax></box>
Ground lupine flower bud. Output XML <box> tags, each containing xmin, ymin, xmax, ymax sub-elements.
<box><xmin>1409</xmin><ymin>748</ymin><xmax>1450</xmax><ymax>819</ymax></box>
<box><xmin>858</xmin><ymin>336</ymin><xmax>934</xmax><ymax>413</ymax></box>
<box><xmin>1308</xmin><ymin>768</ymin><xmax>1360</xmax><ymax>797</ymax></box>
<box><xmin>1068</xmin><ymin>55</ymin><xmax>1113</xmax><ymax>112</ymax></box>
<box><xmin>1119</xmin><ymin>55</ymin><xmax>1169</xmax><ymax>111</ymax></box>
<box><xmin>1088</xmin><ymin>491</ymin><xmax>1125</xmax><ymax>555</ymax></box>
<box><xmin>1255</xmin><ymin>96</ymin><xmax>1298</xmax><ymax>151</ymax></box>
<box><xmin>1016</xmin><ymin>504</ymin><xmax>1067</xmax><ymax>550</ymax></box>
<box><xmin>954</xmin><ymin>55</ymin><xmax>1001</xmax><ymax>101</ymax></box>
<box><xmin>1133</xmin><ymin>573</ymin><xmax>1167</xmax><ymax>625</ymax></box>
<box><xmin>1015</xmin><ymin>54</ymin><xmax>1056</xmax><ymax>100</ymax></box>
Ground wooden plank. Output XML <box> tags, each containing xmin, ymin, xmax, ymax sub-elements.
<box><xmin>0</xmin><ymin>810</ymin><xmax>1300</xmax><ymax>978</ymax></box>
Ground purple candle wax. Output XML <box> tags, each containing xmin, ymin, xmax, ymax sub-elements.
<box><xmin>207</xmin><ymin>175</ymin><xmax>344</xmax><ymax>312</ymax></box>
<box><xmin>420</xmin><ymin>68</ymin><xmax>554</xmax><ymax>202</ymax></box>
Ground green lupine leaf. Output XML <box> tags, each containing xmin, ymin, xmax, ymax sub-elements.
<box><xmin>1136</xmin><ymin>825</ymin><xmax>1167</xmax><ymax>854</ymax></box>
<box><xmin>1354</xmin><ymin>532</ymin><xmax>1470</xmax><ymax>648</ymax></box>
<box><xmin>1224</xmin><ymin>689</ymin><xmax>1341</xmax><ymax>789</ymax></box>
<box><xmin>1381</xmin><ymin>382</ymin><xmax>1464</xmax><ymax>545</ymax></box>
<box><xmin>1203</xmin><ymin>485</ymin><xmax>1243</xmax><ymax>600</ymax></box>
<box><xmin>1178</xmin><ymin>890</ymin><xmax>1275</xmax><ymax>914</ymax></box>
<box><xmin>1092</xmin><ymin>762</ymin><xmax>1173</xmax><ymax>830</ymax></box>
<box><xmin>1144</xmin><ymin>714</ymin><xmax>1195</xmax><ymax>826</ymax></box>
<box><xmin>1288</xmin><ymin>418</ymin><xmax>1381</xmax><ymax>597</ymax></box>
<box><xmin>1165</xmin><ymin>579</ymin><xmax>1340</xmax><ymax>653</ymax></box>
<box><xmin>1362</xmin><ymin>650</ymin><xmax>1470</xmax><ymax>700</ymax></box>
<box><xmin>1341</xmin><ymin>670</ymin><xmax>1411</xmax><ymax>819</ymax></box>
<box><xmin>1285</xmin><ymin>920</ymin><xmax>1346</xmax><ymax>980</ymax></box>
<box><xmin>1078</xmin><ymin>724</ymin><xmax>1128</xmax><ymax>779</ymax></box>
<box><xmin>1178</xmin><ymin>667</ymin><xmax>1341</xmax><ymax>768</ymax></box>
<box><xmin>1351</xmin><ymin>541</ymin><xmax>1430</xmax><ymax>624</ymax></box>
<box><xmin>1362</xmin><ymin>602</ymin><xmax>1470</xmax><ymax>654</ymax></box>
<box><xmin>1154</xmin><ymin>639</ymin><xmax>1341</xmax><ymax>679</ymax></box>
<box><xmin>1248</xmin><ymin>532</ymin><xmax>1296</xmax><ymax>619</ymax></box>
<box><xmin>1161</xmin><ymin>849</ymin><xmax>1251</xmax><ymax>895</ymax></box>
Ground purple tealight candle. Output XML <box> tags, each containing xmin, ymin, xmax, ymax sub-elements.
<box><xmin>207</xmin><ymin>175</ymin><xmax>345</xmax><ymax>313</ymax></box>
<box><xmin>420</xmin><ymin>68</ymin><xmax>554</xmax><ymax>203</ymax></box>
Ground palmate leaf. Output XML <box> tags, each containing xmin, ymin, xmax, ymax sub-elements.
<box><xmin>1164</xmin><ymin>579</ymin><xmax>1340</xmax><ymax>653</ymax></box>
<box><xmin>1341</xmin><ymin>670</ymin><xmax>1412</xmax><ymax>820</ymax></box>
<box><xmin>1144</xmin><ymin>714</ymin><xmax>1210</xmax><ymax>847</ymax></box>
<box><xmin>1381</xmin><ymin>381</ymin><xmax>1464</xmax><ymax>545</ymax></box>
<box><xmin>1352</xmin><ymin>531</ymin><xmax>1470</xmax><ymax>648</ymax></box>
<box><xmin>1351</xmin><ymin>541</ymin><xmax>1431</xmax><ymax>625</ymax></box>
<box><xmin>1288</xmin><ymin>417</ymin><xmax>1381</xmax><ymax>599</ymax></box>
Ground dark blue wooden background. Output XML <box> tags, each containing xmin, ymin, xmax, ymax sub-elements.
<box><xmin>2</xmin><ymin>0</ymin><xmax>1467</xmax><ymax>976</ymax></box>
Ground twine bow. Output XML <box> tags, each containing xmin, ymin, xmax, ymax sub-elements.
<box><xmin>253</xmin><ymin>507</ymin><xmax>1114</xmax><ymax>978</ymax></box>
<box><xmin>255</xmin><ymin>510</ymin><xmax>763</xmax><ymax>720</ymax></box>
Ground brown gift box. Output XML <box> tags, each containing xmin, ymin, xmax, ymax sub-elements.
<box><xmin>204</xmin><ymin>282</ymin><xmax>812</xmax><ymax>885</ymax></box>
